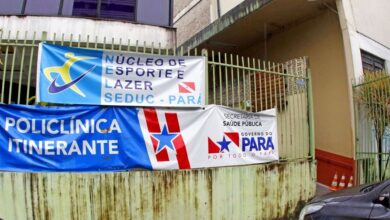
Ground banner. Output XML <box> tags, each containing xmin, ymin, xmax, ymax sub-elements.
<box><xmin>36</xmin><ymin>43</ymin><xmax>205</xmax><ymax>107</ymax></box>
<box><xmin>0</xmin><ymin>104</ymin><xmax>278</xmax><ymax>172</ymax></box>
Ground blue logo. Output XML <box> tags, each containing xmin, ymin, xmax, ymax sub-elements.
<box><xmin>39</xmin><ymin>43</ymin><xmax>103</xmax><ymax>104</ymax></box>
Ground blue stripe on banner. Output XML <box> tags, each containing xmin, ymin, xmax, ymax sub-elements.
<box><xmin>0</xmin><ymin>104</ymin><xmax>152</xmax><ymax>172</ymax></box>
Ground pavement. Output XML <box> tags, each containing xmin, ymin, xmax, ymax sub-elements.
<box><xmin>316</xmin><ymin>182</ymin><xmax>331</xmax><ymax>197</ymax></box>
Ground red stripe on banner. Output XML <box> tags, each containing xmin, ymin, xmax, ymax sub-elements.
<box><xmin>208</xmin><ymin>138</ymin><xmax>220</xmax><ymax>154</ymax></box>
<box><xmin>144</xmin><ymin>108</ymin><xmax>169</xmax><ymax>162</ymax></box>
<box><xmin>166</xmin><ymin>113</ymin><xmax>190</xmax><ymax>169</ymax></box>
<box><xmin>144</xmin><ymin>108</ymin><xmax>161</xmax><ymax>133</ymax></box>
<box><xmin>225</xmin><ymin>132</ymin><xmax>240</xmax><ymax>147</ymax></box>
<box><xmin>165</xmin><ymin>112</ymin><xmax>180</xmax><ymax>132</ymax></box>
<box><xmin>151</xmin><ymin>136</ymin><xmax>169</xmax><ymax>161</ymax></box>
<box><xmin>172</xmin><ymin>135</ymin><xmax>191</xmax><ymax>169</ymax></box>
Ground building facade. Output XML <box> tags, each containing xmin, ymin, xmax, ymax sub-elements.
<box><xmin>174</xmin><ymin>0</ymin><xmax>390</xmax><ymax>186</ymax></box>
<box><xmin>0</xmin><ymin>0</ymin><xmax>316</xmax><ymax>219</ymax></box>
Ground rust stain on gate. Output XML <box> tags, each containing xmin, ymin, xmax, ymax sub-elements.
<box><xmin>0</xmin><ymin>160</ymin><xmax>315</xmax><ymax>220</ymax></box>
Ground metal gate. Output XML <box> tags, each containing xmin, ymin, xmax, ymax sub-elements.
<box><xmin>0</xmin><ymin>30</ymin><xmax>314</xmax><ymax>162</ymax></box>
<box><xmin>353</xmin><ymin>71</ymin><xmax>390</xmax><ymax>185</ymax></box>
<box><xmin>0</xmin><ymin>29</ymin><xmax>316</xmax><ymax>220</ymax></box>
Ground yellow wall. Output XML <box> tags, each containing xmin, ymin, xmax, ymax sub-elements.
<box><xmin>240</xmin><ymin>11</ymin><xmax>354</xmax><ymax>158</ymax></box>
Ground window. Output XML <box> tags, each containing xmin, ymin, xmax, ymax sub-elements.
<box><xmin>0</xmin><ymin>0</ymin><xmax>24</xmax><ymax>14</ymax></box>
<box><xmin>100</xmin><ymin>0</ymin><xmax>136</xmax><ymax>21</ymax></box>
<box><xmin>0</xmin><ymin>0</ymin><xmax>172</xmax><ymax>26</ymax></box>
<box><xmin>25</xmin><ymin>0</ymin><xmax>62</xmax><ymax>15</ymax></box>
<box><xmin>137</xmin><ymin>0</ymin><xmax>171</xmax><ymax>26</ymax></box>
<box><xmin>361</xmin><ymin>50</ymin><xmax>386</xmax><ymax>72</ymax></box>
<box><xmin>71</xmin><ymin>0</ymin><xmax>98</xmax><ymax>17</ymax></box>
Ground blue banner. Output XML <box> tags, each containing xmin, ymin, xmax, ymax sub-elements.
<box><xmin>0</xmin><ymin>104</ymin><xmax>152</xmax><ymax>172</ymax></box>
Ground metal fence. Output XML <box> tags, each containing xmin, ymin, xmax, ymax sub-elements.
<box><xmin>353</xmin><ymin>72</ymin><xmax>390</xmax><ymax>185</ymax></box>
<box><xmin>0</xmin><ymin>30</ymin><xmax>314</xmax><ymax>162</ymax></box>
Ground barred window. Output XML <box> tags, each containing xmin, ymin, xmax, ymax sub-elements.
<box><xmin>361</xmin><ymin>50</ymin><xmax>385</xmax><ymax>72</ymax></box>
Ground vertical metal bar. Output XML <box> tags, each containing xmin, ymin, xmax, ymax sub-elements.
<box><xmin>61</xmin><ymin>33</ymin><xmax>65</xmax><ymax>46</ymax></box>
<box><xmin>151</xmin><ymin>42</ymin><xmax>155</xmax><ymax>55</ymax></box>
<box><xmin>237</xmin><ymin>55</ymin><xmax>241</xmax><ymax>108</ymax></box>
<box><xmin>268</xmin><ymin>61</ymin><xmax>272</xmax><ymax>109</ymax></box>
<box><xmin>69</xmin><ymin>34</ymin><xmax>74</xmax><ymax>47</ymax></box>
<box><xmin>253</xmin><ymin>58</ymin><xmax>257</xmax><ymax>112</ymax></box>
<box><xmin>242</xmin><ymin>56</ymin><xmax>246</xmax><ymax>110</ymax></box>
<box><xmin>263</xmin><ymin>61</ymin><xmax>268</xmax><ymax>110</ymax></box>
<box><xmin>52</xmin><ymin>32</ymin><xmax>57</xmax><ymax>45</ymax></box>
<box><xmin>297</xmin><ymin>59</ymin><xmax>304</xmax><ymax>158</ymax></box>
<box><xmin>277</xmin><ymin>63</ymin><xmax>282</xmax><ymax>113</ymax></box>
<box><xmin>111</xmin><ymin>37</ymin><xmax>115</xmax><ymax>51</ymax></box>
<box><xmin>86</xmin><ymin>35</ymin><xmax>90</xmax><ymax>48</ymax></box>
<box><xmin>307</xmin><ymin>62</ymin><xmax>315</xmax><ymax>159</ymax></box>
<box><xmin>211</xmin><ymin>50</ymin><xmax>216</xmax><ymax>104</ymax></box>
<box><xmin>26</xmin><ymin>32</ymin><xmax>36</xmax><ymax>104</ymax></box>
<box><xmin>202</xmin><ymin>49</ymin><xmax>209</xmax><ymax>105</ymax></box>
<box><xmin>77</xmin><ymin>34</ymin><xmax>81</xmax><ymax>47</ymax></box>
<box><xmin>119</xmin><ymin>38</ymin><xmax>123</xmax><ymax>51</ymax></box>
<box><xmin>1</xmin><ymin>31</ymin><xmax>10</xmax><ymax>103</ymax></box>
<box><xmin>289</xmin><ymin>62</ymin><xmax>297</xmax><ymax>159</ymax></box>
<box><xmin>248</xmin><ymin>57</ymin><xmax>252</xmax><ymax>112</ymax></box>
<box><xmin>17</xmin><ymin>32</ymin><xmax>27</xmax><ymax>104</ymax></box>
<box><xmin>224</xmin><ymin>53</ymin><xmax>228</xmax><ymax>106</ymax></box>
<box><xmin>281</xmin><ymin>63</ymin><xmax>287</xmax><ymax>158</ymax></box>
<box><xmin>272</xmin><ymin>62</ymin><xmax>277</xmax><ymax>110</ymax></box>
<box><xmin>218</xmin><ymin>52</ymin><xmax>222</xmax><ymax>105</ymax></box>
<box><xmin>8</xmin><ymin>31</ymin><xmax>19</xmax><ymax>104</ymax></box>
<box><xmin>230</xmin><ymin>54</ymin><xmax>235</xmax><ymax>108</ymax></box>
<box><xmin>94</xmin><ymin>36</ymin><xmax>98</xmax><ymax>49</ymax></box>
<box><xmin>276</xmin><ymin>63</ymin><xmax>283</xmax><ymax>157</ymax></box>
<box><xmin>258</xmin><ymin>60</ymin><xmax>263</xmax><ymax>111</ymax></box>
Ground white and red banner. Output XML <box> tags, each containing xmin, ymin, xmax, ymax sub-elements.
<box><xmin>138</xmin><ymin>105</ymin><xmax>278</xmax><ymax>169</ymax></box>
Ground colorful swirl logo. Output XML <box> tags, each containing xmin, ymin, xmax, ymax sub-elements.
<box><xmin>43</xmin><ymin>52</ymin><xmax>97</xmax><ymax>97</ymax></box>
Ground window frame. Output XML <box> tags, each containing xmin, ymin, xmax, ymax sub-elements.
<box><xmin>0</xmin><ymin>0</ymin><xmax>173</xmax><ymax>27</ymax></box>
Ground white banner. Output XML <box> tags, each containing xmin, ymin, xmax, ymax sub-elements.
<box><xmin>37</xmin><ymin>43</ymin><xmax>205</xmax><ymax>107</ymax></box>
<box><xmin>138</xmin><ymin>105</ymin><xmax>278</xmax><ymax>169</ymax></box>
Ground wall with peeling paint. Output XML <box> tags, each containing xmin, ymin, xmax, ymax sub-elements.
<box><xmin>0</xmin><ymin>160</ymin><xmax>315</xmax><ymax>220</ymax></box>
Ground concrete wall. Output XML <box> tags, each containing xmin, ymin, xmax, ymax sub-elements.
<box><xmin>0</xmin><ymin>160</ymin><xmax>315</xmax><ymax>220</ymax></box>
<box><xmin>219</xmin><ymin>0</ymin><xmax>244</xmax><ymax>17</ymax></box>
<box><xmin>174</xmin><ymin>0</ymin><xmax>245</xmax><ymax>46</ymax></box>
<box><xmin>0</xmin><ymin>16</ymin><xmax>176</xmax><ymax>48</ymax></box>
<box><xmin>350</xmin><ymin>0</ymin><xmax>390</xmax><ymax>49</ymax></box>
<box><xmin>337</xmin><ymin>0</ymin><xmax>390</xmax><ymax>81</ymax></box>
<box><xmin>174</xmin><ymin>0</ymin><xmax>212</xmax><ymax>46</ymax></box>
<box><xmin>240</xmin><ymin>11</ymin><xmax>354</xmax><ymax>158</ymax></box>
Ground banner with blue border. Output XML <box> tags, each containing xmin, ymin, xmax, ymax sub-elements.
<box><xmin>37</xmin><ymin>43</ymin><xmax>205</xmax><ymax>107</ymax></box>
<box><xmin>0</xmin><ymin>104</ymin><xmax>278</xmax><ymax>172</ymax></box>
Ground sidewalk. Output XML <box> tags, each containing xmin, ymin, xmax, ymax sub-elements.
<box><xmin>316</xmin><ymin>182</ymin><xmax>331</xmax><ymax>197</ymax></box>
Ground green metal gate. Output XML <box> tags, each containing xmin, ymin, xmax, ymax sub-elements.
<box><xmin>0</xmin><ymin>30</ymin><xmax>314</xmax><ymax>162</ymax></box>
<box><xmin>0</xmin><ymin>29</ymin><xmax>317</xmax><ymax>220</ymax></box>
<box><xmin>353</xmin><ymin>71</ymin><xmax>390</xmax><ymax>185</ymax></box>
